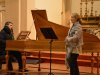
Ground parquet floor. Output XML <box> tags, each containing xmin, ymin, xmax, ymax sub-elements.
<box><xmin>0</xmin><ymin>63</ymin><xmax>99</xmax><ymax>75</ymax></box>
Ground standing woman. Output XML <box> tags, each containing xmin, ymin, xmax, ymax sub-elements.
<box><xmin>65</xmin><ymin>13</ymin><xmax>83</xmax><ymax>75</ymax></box>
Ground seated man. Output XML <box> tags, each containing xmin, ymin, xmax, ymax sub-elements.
<box><xmin>0</xmin><ymin>21</ymin><xmax>27</xmax><ymax>72</ymax></box>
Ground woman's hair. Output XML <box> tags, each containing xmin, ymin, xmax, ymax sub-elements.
<box><xmin>72</xmin><ymin>13</ymin><xmax>80</xmax><ymax>21</ymax></box>
<box><xmin>5</xmin><ymin>21</ymin><xmax>13</xmax><ymax>26</ymax></box>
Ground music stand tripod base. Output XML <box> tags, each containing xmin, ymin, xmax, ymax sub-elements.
<box><xmin>40</xmin><ymin>28</ymin><xmax>58</xmax><ymax>75</ymax></box>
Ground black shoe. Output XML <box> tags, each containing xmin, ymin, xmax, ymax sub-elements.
<box><xmin>19</xmin><ymin>69</ymin><xmax>28</xmax><ymax>72</ymax></box>
<box><xmin>7</xmin><ymin>72</ymin><xmax>16</xmax><ymax>75</ymax></box>
<box><xmin>24</xmin><ymin>69</ymin><xmax>28</xmax><ymax>72</ymax></box>
<box><xmin>8</xmin><ymin>69</ymin><xmax>13</xmax><ymax>71</ymax></box>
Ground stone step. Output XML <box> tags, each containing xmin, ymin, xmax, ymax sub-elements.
<box><xmin>26</xmin><ymin>51</ymin><xmax>100</xmax><ymax>67</ymax></box>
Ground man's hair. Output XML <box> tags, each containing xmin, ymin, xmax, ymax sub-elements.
<box><xmin>5</xmin><ymin>21</ymin><xmax>13</xmax><ymax>26</ymax></box>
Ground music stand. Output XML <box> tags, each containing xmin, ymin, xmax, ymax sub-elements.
<box><xmin>40</xmin><ymin>27</ymin><xmax>58</xmax><ymax>75</ymax></box>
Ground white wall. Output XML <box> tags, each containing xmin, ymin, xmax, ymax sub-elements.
<box><xmin>20</xmin><ymin>0</ymin><xmax>27</xmax><ymax>31</ymax></box>
<box><xmin>71</xmin><ymin>0</ymin><xmax>100</xmax><ymax>16</ymax></box>
<box><xmin>26</xmin><ymin>0</ymin><xmax>62</xmax><ymax>39</ymax></box>
<box><xmin>0</xmin><ymin>1</ymin><xmax>5</xmax><ymax>30</ymax></box>
<box><xmin>3</xmin><ymin>0</ymin><xmax>100</xmax><ymax>40</ymax></box>
<box><xmin>35</xmin><ymin>0</ymin><xmax>62</xmax><ymax>24</ymax></box>
<box><xmin>71</xmin><ymin>0</ymin><xmax>80</xmax><ymax>15</ymax></box>
<box><xmin>27</xmin><ymin>0</ymin><xmax>36</xmax><ymax>39</ymax></box>
<box><xmin>5</xmin><ymin>0</ymin><xmax>19</xmax><ymax>38</ymax></box>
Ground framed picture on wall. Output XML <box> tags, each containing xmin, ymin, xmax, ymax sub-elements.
<box><xmin>17</xmin><ymin>31</ymin><xmax>31</xmax><ymax>40</ymax></box>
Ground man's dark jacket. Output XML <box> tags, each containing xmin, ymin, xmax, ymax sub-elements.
<box><xmin>0</xmin><ymin>26</ymin><xmax>14</xmax><ymax>55</ymax></box>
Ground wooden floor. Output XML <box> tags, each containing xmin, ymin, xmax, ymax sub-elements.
<box><xmin>0</xmin><ymin>72</ymin><xmax>96</xmax><ymax>75</ymax></box>
<box><xmin>0</xmin><ymin>63</ymin><xmax>99</xmax><ymax>75</ymax></box>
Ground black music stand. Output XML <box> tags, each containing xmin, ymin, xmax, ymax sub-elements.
<box><xmin>40</xmin><ymin>27</ymin><xmax>58</xmax><ymax>75</ymax></box>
